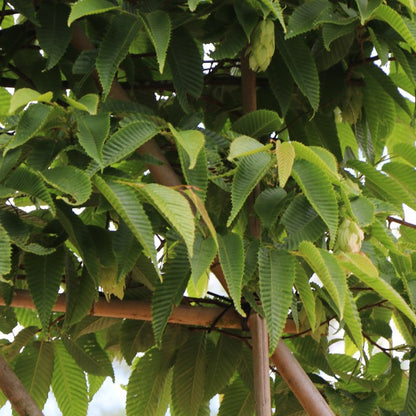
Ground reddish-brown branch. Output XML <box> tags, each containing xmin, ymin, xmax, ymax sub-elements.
<box><xmin>0</xmin><ymin>355</ymin><xmax>44</xmax><ymax>416</ymax></box>
<box><xmin>271</xmin><ymin>341</ymin><xmax>335</xmax><ymax>416</ymax></box>
<box><xmin>387</xmin><ymin>216</ymin><xmax>416</xmax><ymax>230</ymax></box>
<box><xmin>0</xmin><ymin>289</ymin><xmax>298</xmax><ymax>333</ymax></box>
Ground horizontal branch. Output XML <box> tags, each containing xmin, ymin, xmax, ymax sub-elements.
<box><xmin>0</xmin><ymin>290</ymin><xmax>298</xmax><ymax>333</ymax></box>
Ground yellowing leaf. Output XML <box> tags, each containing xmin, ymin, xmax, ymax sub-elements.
<box><xmin>275</xmin><ymin>140</ymin><xmax>295</xmax><ymax>187</ymax></box>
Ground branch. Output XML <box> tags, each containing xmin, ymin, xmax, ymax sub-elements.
<box><xmin>0</xmin><ymin>355</ymin><xmax>44</xmax><ymax>416</ymax></box>
<box><xmin>0</xmin><ymin>289</ymin><xmax>298</xmax><ymax>333</ymax></box>
<box><xmin>271</xmin><ymin>341</ymin><xmax>335</xmax><ymax>416</ymax></box>
<box><xmin>387</xmin><ymin>216</ymin><xmax>416</xmax><ymax>230</ymax></box>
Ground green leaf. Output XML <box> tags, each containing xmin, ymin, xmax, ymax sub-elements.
<box><xmin>37</xmin><ymin>1</ymin><xmax>73</xmax><ymax>70</ymax></box>
<box><xmin>14</xmin><ymin>341</ymin><xmax>54</xmax><ymax>409</ymax></box>
<box><xmin>298</xmin><ymin>241</ymin><xmax>347</xmax><ymax>316</ymax></box>
<box><xmin>188</xmin><ymin>0</ymin><xmax>203</xmax><ymax>12</ymax></box>
<box><xmin>382</xmin><ymin>162</ymin><xmax>416</xmax><ymax>200</ymax></box>
<box><xmin>4</xmin><ymin>166</ymin><xmax>55</xmax><ymax>215</ymax></box>
<box><xmin>126</xmin><ymin>347</ymin><xmax>171</xmax><ymax>416</ymax></box>
<box><xmin>68</xmin><ymin>0</ymin><xmax>118</xmax><ymax>26</ymax></box>
<box><xmin>139</xmin><ymin>183</ymin><xmax>195</xmax><ymax>258</ymax></box>
<box><xmin>2</xmin><ymin>326</ymin><xmax>39</xmax><ymax>362</ymax></box>
<box><xmin>0</xmin><ymin>224</ymin><xmax>11</xmax><ymax>276</ymax></box>
<box><xmin>63</xmin><ymin>333</ymin><xmax>114</xmax><ymax>379</ymax></box>
<box><xmin>170</xmin><ymin>125</ymin><xmax>205</xmax><ymax>169</ymax></box>
<box><xmin>172</xmin><ymin>332</ymin><xmax>207</xmax><ymax>416</ymax></box>
<box><xmin>42</xmin><ymin>166</ymin><xmax>92</xmax><ymax>205</ymax></box>
<box><xmin>8</xmin><ymin>0</ymin><xmax>39</xmax><ymax>26</ymax></box>
<box><xmin>254</xmin><ymin>187</ymin><xmax>287</xmax><ymax>229</ymax></box>
<box><xmin>92</xmin><ymin>177</ymin><xmax>158</xmax><ymax>273</ymax></box>
<box><xmin>94</xmin><ymin>120</ymin><xmax>161</xmax><ymax>171</ymax></box>
<box><xmin>275</xmin><ymin>140</ymin><xmax>295</xmax><ymax>187</ymax></box>
<box><xmin>294</xmin><ymin>263</ymin><xmax>316</xmax><ymax>331</ymax></box>
<box><xmin>144</xmin><ymin>11</ymin><xmax>171</xmax><ymax>73</ymax></box>
<box><xmin>355</xmin><ymin>0</ymin><xmax>382</xmax><ymax>24</ymax></box>
<box><xmin>276</xmin><ymin>30</ymin><xmax>320</xmax><ymax>110</ymax></box>
<box><xmin>343</xmin><ymin>288</ymin><xmax>363</xmax><ymax>350</ymax></box>
<box><xmin>8</xmin><ymin>89</ymin><xmax>53</xmax><ymax>115</ymax></box>
<box><xmin>374</xmin><ymin>4</ymin><xmax>416</xmax><ymax>52</ymax></box>
<box><xmin>65</xmin><ymin>93</ymin><xmax>100</xmax><ymax>115</ymax></box>
<box><xmin>24</xmin><ymin>247</ymin><xmax>65</xmax><ymax>331</ymax></box>
<box><xmin>340</xmin><ymin>252</ymin><xmax>416</xmax><ymax>325</ymax></box>
<box><xmin>259</xmin><ymin>0</ymin><xmax>286</xmax><ymax>32</ymax></box>
<box><xmin>228</xmin><ymin>152</ymin><xmax>273</xmax><ymax>226</ymax></box>
<box><xmin>76</xmin><ymin>112</ymin><xmax>110</xmax><ymax>167</ymax></box>
<box><xmin>204</xmin><ymin>335</ymin><xmax>242</xmax><ymax>400</ymax></box>
<box><xmin>52</xmin><ymin>340</ymin><xmax>88</xmax><ymax>416</ymax></box>
<box><xmin>350</xmin><ymin>196</ymin><xmax>375</xmax><ymax>227</ymax></box>
<box><xmin>152</xmin><ymin>242</ymin><xmax>190</xmax><ymax>343</ymax></box>
<box><xmin>405</xmin><ymin>360</ymin><xmax>416</xmax><ymax>415</ymax></box>
<box><xmin>167</xmin><ymin>27</ymin><xmax>203</xmax><ymax>112</ymax></box>
<box><xmin>259</xmin><ymin>247</ymin><xmax>296</xmax><ymax>353</ymax></box>
<box><xmin>120</xmin><ymin>320</ymin><xmax>154</xmax><ymax>365</ymax></box>
<box><xmin>218</xmin><ymin>377</ymin><xmax>255</xmax><ymax>416</ymax></box>
<box><xmin>286</xmin><ymin>0</ymin><xmax>329</xmax><ymax>39</ymax></box>
<box><xmin>5</xmin><ymin>103</ymin><xmax>53</xmax><ymax>151</ymax></box>
<box><xmin>218</xmin><ymin>233</ymin><xmax>245</xmax><ymax>316</ymax></box>
<box><xmin>190</xmin><ymin>235</ymin><xmax>217</xmax><ymax>286</ymax></box>
<box><xmin>232</xmin><ymin>110</ymin><xmax>282</xmax><ymax>138</ymax></box>
<box><xmin>228</xmin><ymin>135</ymin><xmax>268</xmax><ymax>161</ymax></box>
<box><xmin>292</xmin><ymin>159</ymin><xmax>339</xmax><ymax>243</ymax></box>
<box><xmin>96</xmin><ymin>13</ymin><xmax>142</xmax><ymax>98</ymax></box>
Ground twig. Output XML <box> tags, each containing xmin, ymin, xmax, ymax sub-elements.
<box><xmin>387</xmin><ymin>216</ymin><xmax>416</xmax><ymax>230</ymax></box>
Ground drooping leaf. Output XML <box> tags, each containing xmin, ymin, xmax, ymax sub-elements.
<box><xmin>127</xmin><ymin>347</ymin><xmax>171</xmax><ymax>416</ymax></box>
<box><xmin>92</xmin><ymin>177</ymin><xmax>158</xmax><ymax>274</ymax></box>
<box><xmin>14</xmin><ymin>341</ymin><xmax>54</xmax><ymax>409</ymax></box>
<box><xmin>275</xmin><ymin>140</ymin><xmax>295</xmax><ymax>188</ymax></box>
<box><xmin>254</xmin><ymin>187</ymin><xmax>287</xmax><ymax>229</ymax></box>
<box><xmin>52</xmin><ymin>340</ymin><xmax>88</xmax><ymax>416</ymax></box>
<box><xmin>217</xmin><ymin>377</ymin><xmax>255</xmax><ymax>416</ymax></box>
<box><xmin>139</xmin><ymin>183</ymin><xmax>195</xmax><ymax>258</ymax></box>
<box><xmin>144</xmin><ymin>10</ymin><xmax>171</xmax><ymax>73</ymax></box>
<box><xmin>167</xmin><ymin>27</ymin><xmax>203</xmax><ymax>112</ymax></box>
<box><xmin>218</xmin><ymin>233</ymin><xmax>245</xmax><ymax>316</ymax></box>
<box><xmin>152</xmin><ymin>243</ymin><xmax>190</xmax><ymax>343</ymax></box>
<box><xmin>2</xmin><ymin>326</ymin><xmax>39</xmax><ymax>362</ymax></box>
<box><xmin>63</xmin><ymin>333</ymin><xmax>114</xmax><ymax>379</ymax></box>
<box><xmin>343</xmin><ymin>288</ymin><xmax>363</xmax><ymax>350</ymax></box>
<box><xmin>355</xmin><ymin>0</ymin><xmax>382</xmax><ymax>24</ymax></box>
<box><xmin>228</xmin><ymin>135</ymin><xmax>269</xmax><ymax>161</ymax></box>
<box><xmin>350</xmin><ymin>196</ymin><xmax>375</xmax><ymax>227</ymax></box>
<box><xmin>4</xmin><ymin>166</ymin><xmax>55</xmax><ymax>215</ymax></box>
<box><xmin>172</xmin><ymin>332</ymin><xmax>207</xmax><ymax>416</ymax></box>
<box><xmin>294</xmin><ymin>263</ymin><xmax>316</xmax><ymax>331</ymax></box>
<box><xmin>96</xmin><ymin>13</ymin><xmax>142</xmax><ymax>98</ymax></box>
<box><xmin>170</xmin><ymin>125</ymin><xmax>205</xmax><ymax>169</ymax></box>
<box><xmin>292</xmin><ymin>159</ymin><xmax>339</xmax><ymax>243</ymax></box>
<box><xmin>298</xmin><ymin>241</ymin><xmax>347</xmax><ymax>316</ymax></box>
<box><xmin>76</xmin><ymin>112</ymin><xmax>110</xmax><ymax>167</ymax></box>
<box><xmin>276</xmin><ymin>30</ymin><xmax>320</xmax><ymax>110</ymax></box>
<box><xmin>37</xmin><ymin>1</ymin><xmax>73</xmax><ymax>70</ymax></box>
<box><xmin>190</xmin><ymin>235</ymin><xmax>217</xmax><ymax>286</ymax></box>
<box><xmin>24</xmin><ymin>247</ymin><xmax>65</xmax><ymax>330</ymax></box>
<box><xmin>405</xmin><ymin>360</ymin><xmax>416</xmax><ymax>415</ymax></box>
<box><xmin>228</xmin><ymin>152</ymin><xmax>273</xmax><ymax>226</ymax></box>
<box><xmin>8</xmin><ymin>89</ymin><xmax>53</xmax><ymax>114</ymax></box>
<box><xmin>339</xmin><ymin>252</ymin><xmax>416</xmax><ymax>326</ymax></box>
<box><xmin>68</xmin><ymin>0</ymin><xmax>119</xmax><ymax>26</ymax></box>
<box><xmin>120</xmin><ymin>320</ymin><xmax>155</xmax><ymax>365</ymax></box>
<box><xmin>0</xmin><ymin>224</ymin><xmax>11</xmax><ymax>276</ymax></box>
<box><xmin>5</xmin><ymin>103</ymin><xmax>53</xmax><ymax>151</ymax></box>
<box><xmin>232</xmin><ymin>110</ymin><xmax>282</xmax><ymax>138</ymax></box>
<box><xmin>8</xmin><ymin>0</ymin><xmax>39</xmax><ymax>26</ymax></box>
<box><xmin>259</xmin><ymin>247</ymin><xmax>296</xmax><ymax>353</ymax></box>
<box><xmin>42</xmin><ymin>166</ymin><xmax>92</xmax><ymax>205</ymax></box>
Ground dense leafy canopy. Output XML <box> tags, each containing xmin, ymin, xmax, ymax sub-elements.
<box><xmin>2</xmin><ymin>0</ymin><xmax>416</xmax><ymax>415</ymax></box>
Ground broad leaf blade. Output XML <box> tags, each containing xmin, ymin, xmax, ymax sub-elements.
<box><xmin>232</xmin><ymin>110</ymin><xmax>282</xmax><ymax>138</ymax></box>
<box><xmin>171</xmin><ymin>125</ymin><xmax>205</xmax><ymax>169</ymax></box>
<box><xmin>275</xmin><ymin>140</ymin><xmax>295</xmax><ymax>188</ymax></box>
<box><xmin>92</xmin><ymin>177</ymin><xmax>158</xmax><ymax>274</ymax></box>
<box><xmin>96</xmin><ymin>13</ymin><xmax>142</xmax><ymax>98</ymax></box>
<box><xmin>292</xmin><ymin>159</ymin><xmax>338</xmax><ymax>244</ymax></box>
<box><xmin>52</xmin><ymin>340</ymin><xmax>88</xmax><ymax>416</ymax></box>
<box><xmin>14</xmin><ymin>341</ymin><xmax>54</xmax><ymax>409</ymax></box>
<box><xmin>68</xmin><ymin>0</ymin><xmax>118</xmax><ymax>26</ymax></box>
<box><xmin>228</xmin><ymin>152</ymin><xmax>273</xmax><ymax>226</ymax></box>
<box><xmin>24</xmin><ymin>247</ymin><xmax>65</xmax><ymax>330</ymax></box>
<box><xmin>298</xmin><ymin>241</ymin><xmax>347</xmax><ymax>316</ymax></box>
<box><xmin>259</xmin><ymin>247</ymin><xmax>296</xmax><ymax>353</ymax></box>
<box><xmin>144</xmin><ymin>11</ymin><xmax>171</xmax><ymax>73</ymax></box>
<box><xmin>120</xmin><ymin>320</ymin><xmax>154</xmax><ymax>365</ymax></box>
<box><xmin>218</xmin><ymin>233</ymin><xmax>245</xmax><ymax>316</ymax></box>
<box><xmin>172</xmin><ymin>332</ymin><xmax>207</xmax><ymax>416</ymax></box>
<box><xmin>0</xmin><ymin>224</ymin><xmax>11</xmax><ymax>276</ymax></box>
<box><xmin>140</xmin><ymin>183</ymin><xmax>195</xmax><ymax>258</ymax></box>
<box><xmin>218</xmin><ymin>377</ymin><xmax>255</xmax><ymax>416</ymax></box>
<box><xmin>190</xmin><ymin>235</ymin><xmax>217</xmax><ymax>286</ymax></box>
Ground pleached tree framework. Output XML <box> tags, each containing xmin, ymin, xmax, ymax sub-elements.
<box><xmin>2</xmin><ymin>0</ymin><xmax>416</xmax><ymax>414</ymax></box>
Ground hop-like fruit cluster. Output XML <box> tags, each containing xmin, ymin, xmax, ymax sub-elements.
<box><xmin>335</xmin><ymin>219</ymin><xmax>365</xmax><ymax>253</ymax></box>
<box><xmin>247</xmin><ymin>19</ymin><xmax>275</xmax><ymax>72</ymax></box>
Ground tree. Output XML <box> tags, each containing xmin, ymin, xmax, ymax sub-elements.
<box><xmin>1</xmin><ymin>0</ymin><xmax>416</xmax><ymax>414</ymax></box>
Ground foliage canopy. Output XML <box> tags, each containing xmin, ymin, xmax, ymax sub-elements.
<box><xmin>2</xmin><ymin>0</ymin><xmax>416</xmax><ymax>415</ymax></box>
